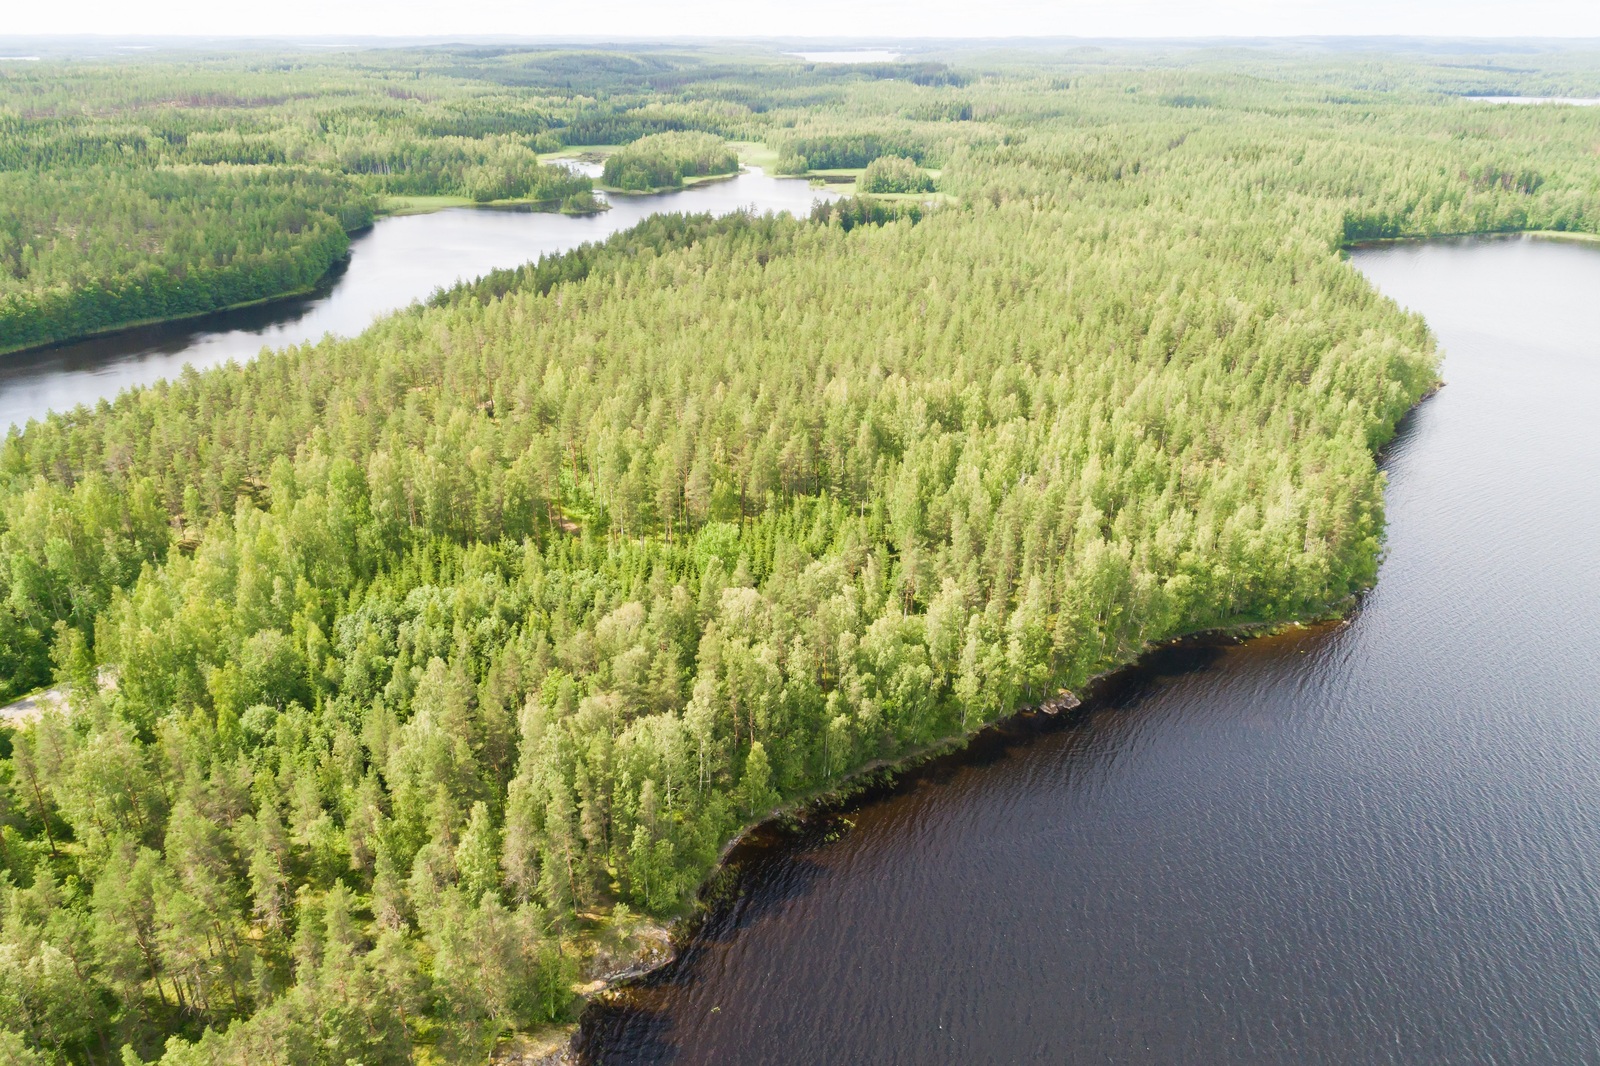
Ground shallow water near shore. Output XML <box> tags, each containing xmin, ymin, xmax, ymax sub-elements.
<box><xmin>577</xmin><ymin>235</ymin><xmax>1600</xmax><ymax>1065</ymax></box>
<box><xmin>0</xmin><ymin>167</ymin><xmax>834</xmax><ymax>433</ymax></box>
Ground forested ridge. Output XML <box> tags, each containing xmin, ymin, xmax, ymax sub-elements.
<box><xmin>2</xmin><ymin>43</ymin><xmax>1600</xmax><ymax>1066</ymax></box>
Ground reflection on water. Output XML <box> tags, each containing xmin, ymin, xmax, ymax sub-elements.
<box><xmin>0</xmin><ymin>167</ymin><xmax>836</xmax><ymax>433</ymax></box>
<box><xmin>580</xmin><ymin>235</ymin><xmax>1600</xmax><ymax>1065</ymax></box>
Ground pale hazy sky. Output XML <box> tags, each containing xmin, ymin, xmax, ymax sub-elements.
<box><xmin>5</xmin><ymin>0</ymin><xmax>1600</xmax><ymax>41</ymax></box>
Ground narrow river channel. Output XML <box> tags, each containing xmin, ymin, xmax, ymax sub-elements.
<box><xmin>0</xmin><ymin>167</ymin><xmax>835</xmax><ymax>433</ymax></box>
<box><xmin>578</xmin><ymin>236</ymin><xmax>1600</xmax><ymax>1065</ymax></box>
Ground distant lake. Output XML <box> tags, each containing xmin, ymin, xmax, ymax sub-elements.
<box><xmin>0</xmin><ymin>167</ymin><xmax>837</xmax><ymax>433</ymax></box>
<box><xmin>579</xmin><ymin>235</ymin><xmax>1600</xmax><ymax>1065</ymax></box>
<box><xmin>1466</xmin><ymin>95</ymin><xmax>1600</xmax><ymax>105</ymax></box>
<box><xmin>787</xmin><ymin>50</ymin><xmax>902</xmax><ymax>63</ymax></box>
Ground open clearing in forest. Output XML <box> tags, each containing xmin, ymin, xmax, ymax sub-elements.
<box><xmin>0</xmin><ymin>687</ymin><xmax>62</xmax><ymax>724</ymax></box>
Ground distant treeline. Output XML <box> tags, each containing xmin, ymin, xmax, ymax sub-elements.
<box><xmin>775</xmin><ymin>131</ymin><xmax>933</xmax><ymax>174</ymax></box>
<box><xmin>0</xmin><ymin>50</ymin><xmax>998</xmax><ymax>350</ymax></box>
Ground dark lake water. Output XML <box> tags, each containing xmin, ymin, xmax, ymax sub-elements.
<box><xmin>578</xmin><ymin>235</ymin><xmax>1600</xmax><ymax>1065</ymax></box>
<box><xmin>0</xmin><ymin>167</ymin><xmax>834</xmax><ymax>433</ymax></box>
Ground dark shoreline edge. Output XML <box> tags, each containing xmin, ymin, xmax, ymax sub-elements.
<box><xmin>0</xmin><ymin>194</ymin><xmax>613</xmax><ymax>363</ymax></box>
<box><xmin>561</xmin><ymin>314</ymin><xmax>1451</xmax><ymax>1066</ymax></box>
<box><xmin>0</xmin><ymin>192</ymin><xmax>608</xmax><ymax>369</ymax></box>
<box><xmin>0</xmin><ymin>279</ymin><xmax>332</xmax><ymax>362</ymax></box>
<box><xmin>564</xmin><ymin>606</ymin><xmax>1362</xmax><ymax>1062</ymax></box>
<box><xmin>0</xmin><ymin>248</ymin><xmax>357</xmax><ymax>363</ymax></box>
<box><xmin>1344</xmin><ymin>228</ymin><xmax>1600</xmax><ymax>250</ymax></box>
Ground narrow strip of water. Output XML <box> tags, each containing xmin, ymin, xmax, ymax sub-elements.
<box><xmin>0</xmin><ymin>167</ymin><xmax>834</xmax><ymax>433</ymax></box>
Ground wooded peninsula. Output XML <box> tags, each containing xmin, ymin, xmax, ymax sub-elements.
<box><xmin>2</xmin><ymin>40</ymin><xmax>1599</xmax><ymax>1066</ymax></box>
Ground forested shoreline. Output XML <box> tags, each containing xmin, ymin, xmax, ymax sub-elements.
<box><xmin>2</xmin><ymin>42</ymin><xmax>1600</xmax><ymax>1066</ymax></box>
<box><xmin>0</xmin><ymin>54</ymin><xmax>618</xmax><ymax>353</ymax></box>
<box><xmin>0</xmin><ymin>167</ymin><xmax>373</xmax><ymax>355</ymax></box>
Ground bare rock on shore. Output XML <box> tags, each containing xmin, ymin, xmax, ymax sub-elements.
<box><xmin>585</xmin><ymin>918</ymin><xmax>677</xmax><ymax>988</ymax></box>
<box><xmin>1039</xmin><ymin>690</ymin><xmax>1082</xmax><ymax>714</ymax></box>
<box><xmin>492</xmin><ymin>1029</ymin><xmax>576</xmax><ymax>1066</ymax></box>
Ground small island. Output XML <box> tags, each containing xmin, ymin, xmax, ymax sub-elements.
<box><xmin>599</xmin><ymin>131</ymin><xmax>741</xmax><ymax>192</ymax></box>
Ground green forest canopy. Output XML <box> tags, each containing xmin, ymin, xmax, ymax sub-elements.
<box><xmin>859</xmin><ymin>154</ymin><xmax>936</xmax><ymax>194</ymax></box>
<box><xmin>0</xmin><ymin>166</ymin><xmax>374</xmax><ymax>353</ymax></box>
<box><xmin>599</xmin><ymin>131</ymin><xmax>738</xmax><ymax>191</ymax></box>
<box><xmin>1</xmin><ymin>41</ymin><xmax>1600</xmax><ymax>1066</ymax></box>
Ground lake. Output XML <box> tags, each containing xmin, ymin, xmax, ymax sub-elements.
<box><xmin>0</xmin><ymin>167</ymin><xmax>835</xmax><ymax>433</ymax></box>
<box><xmin>577</xmin><ymin>235</ymin><xmax>1600</xmax><ymax>1065</ymax></box>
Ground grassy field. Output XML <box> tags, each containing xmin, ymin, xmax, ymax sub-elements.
<box><xmin>861</xmin><ymin>189</ymin><xmax>960</xmax><ymax>205</ymax></box>
<box><xmin>379</xmin><ymin>194</ymin><xmax>476</xmax><ymax>216</ymax></box>
<box><xmin>379</xmin><ymin>193</ymin><xmax>606</xmax><ymax>216</ymax></box>
<box><xmin>804</xmin><ymin>167</ymin><xmax>865</xmax><ymax>181</ymax></box>
<box><xmin>730</xmin><ymin>139</ymin><xmax>782</xmax><ymax>171</ymax></box>
<box><xmin>537</xmin><ymin>144</ymin><xmax>617</xmax><ymax>163</ymax></box>
<box><xmin>599</xmin><ymin>170</ymin><xmax>744</xmax><ymax>195</ymax></box>
<box><xmin>794</xmin><ymin>167</ymin><xmax>952</xmax><ymax>204</ymax></box>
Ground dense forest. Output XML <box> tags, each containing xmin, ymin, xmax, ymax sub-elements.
<box><xmin>0</xmin><ymin>167</ymin><xmax>372</xmax><ymax>353</ymax></box>
<box><xmin>0</xmin><ymin>55</ymin><xmax>623</xmax><ymax>353</ymax></box>
<box><xmin>858</xmin><ymin>154</ymin><xmax>935</xmax><ymax>194</ymax></box>
<box><xmin>598</xmin><ymin>132</ymin><xmax>738</xmax><ymax>191</ymax></box>
<box><xmin>2</xmin><ymin>41</ymin><xmax>1600</xmax><ymax>1066</ymax></box>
